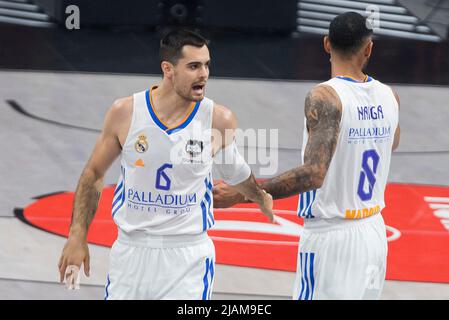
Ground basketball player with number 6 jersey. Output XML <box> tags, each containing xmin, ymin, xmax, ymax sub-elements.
<box><xmin>57</xmin><ymin>29</ymin><xmax>274</xmax><ymax>300</ymax></box>
<box><xmin>213</xmin><ymin>12</ymin><xmax>400</xmax><ymax>299</ymax></box>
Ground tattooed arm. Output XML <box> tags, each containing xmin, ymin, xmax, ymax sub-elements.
<box><xmin>261</xmin><ymin>85</ymin><xmax>342</xmax><ymax>199</ymax></box>
<box><xmin>58</xmin><ymin>97</ymin><xmax>131</xmax><ymax>283</ymax></box>
<box><xmin>213</xmin><ymin>85</ymin><xmax>341</xmax><ymax>207</ymax></box>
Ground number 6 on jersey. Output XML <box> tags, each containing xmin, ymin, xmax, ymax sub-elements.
<box><xmin>156</xmin><ymin>163</ymin><xmax>173</xmax><ymax>191</ymax></box>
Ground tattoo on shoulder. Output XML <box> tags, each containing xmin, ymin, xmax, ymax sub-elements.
<box><xmin>305</xmin><ymin>87</ymin><xmax>341</xmax><ymax>130</ymax></box>
<box><xmin>304</xmin><ymin>86</ymin><xmax>342</xmax><ymax>169</ymax></box>
<box><xmin>261</xmin><ymin>87</ymin><xmax>342</xmax><ymax>199</ymax></box>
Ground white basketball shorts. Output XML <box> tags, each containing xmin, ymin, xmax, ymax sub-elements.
<box><xmin>293</xmin><ymin>213</ymin><xmax>388</xmax><ymax>300</ymax></box>
<box><xmin>104</xmin><ymin>230</ymin><xmax>215</xmax><ymax>300</ymax></box>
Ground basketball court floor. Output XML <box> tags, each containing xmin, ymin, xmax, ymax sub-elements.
<box><xmin>1</xmin><ymin>70</ymin><xmax>448</xmax><ymax>299</ymax></box>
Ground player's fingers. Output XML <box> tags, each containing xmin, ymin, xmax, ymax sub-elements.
<box><xmin>212</xmin><ymin>186</ymin><xmax>221</xmax><ymax>195</ymax></box>
<box><xmin>213</xmin><ymin>180</ymin><xmax>223</xmax><ymax>187</ymax></box>
<box><xmin>265</xmin><ymin>211</ymin><xmax>274</xmax><ymax>223</ymax></box>
<box><xmin>65</xmin><ymin>268</ymin><xmax>73</xmax><ymax>289</ymax></box>
<box><xmin>84</xmin><ymin>255</ymin><xmax>90</xmax><ymax>277</ymax></box>
<box><xmin>57</xmin><ymin>254</ymin><xmax>63</xmax><ymax>269</ymax></box>
<box><xmin>59</xmin><ymin>260</ymin><xmax>67</xmax><ymax>283</ymax></box>
<box><xmin>213</xmin><ymin>181</ymin><xmax>229</xmax><ymax>194</ymax></box>
<box><xmin>65</xmin><ymin>265</ymin><xmax>79</xmax><ymax>290</ymax></box>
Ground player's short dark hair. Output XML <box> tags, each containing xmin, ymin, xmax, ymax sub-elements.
<box><xmin>328</xmin><ymin>12</ymin><xmax>373</xmax><ymax>55</ymax></box>
<box><xmin>159</xmin><ymin>29</ymin><xmax>209</xmax><ymax>65</ymax></box>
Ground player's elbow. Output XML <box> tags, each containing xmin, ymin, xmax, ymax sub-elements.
<box><xmin>81</xmin><ymin>166</ymin><xmax>104</xmax><ymax>185</ymax></box>
<box><xmin>392</xmin><ymin>138</ymin><xmax>400</xmax><ymax>151</ymax></box>
<box><xmin>309</xmin><ymin>166</ymin><xmax>326</xmax><ymax>189</ymax></box>
<box><xmin>311</xmin><ymin>176</ymin><xmax>325</xmax><ymax>189</ymax></box>
<box><xmin>392</xmin><ymin>125</ymin><xmax>400</xmax><ymax>151</ymax></box>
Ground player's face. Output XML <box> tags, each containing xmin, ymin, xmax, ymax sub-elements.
<box><xmin>172</xmin><ymin>45</ymin><xmax>210</xmax><ymax>102</ymax></box>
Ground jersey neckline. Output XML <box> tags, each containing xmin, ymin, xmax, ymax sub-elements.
<box><xmin>335</xmin><ymin>75</ymin><xmax>373</xmax><ymax>83</ymax></box>
<box><xmin>145</xmin><ymin>86</ymin><xmax>201</xmax><ymax>135</ymax></box>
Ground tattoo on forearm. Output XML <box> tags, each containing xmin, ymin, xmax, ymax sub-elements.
<box><xmin>263</xmin><ymin>86</ymin><xmax>341</xmax><ymax>199</ymax></box>
<box><xmin>262</xmin><ymin>166</ymin><xmax>315</xmax><ymax>200</ymax></box>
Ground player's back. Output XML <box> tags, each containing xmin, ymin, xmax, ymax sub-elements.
<box><xmin>298</xmin><ymin>76</ymin><xmax>399</xmax><ymax>224</ymax></box>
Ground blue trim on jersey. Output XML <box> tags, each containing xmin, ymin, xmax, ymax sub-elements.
<box><xmin>112</xmin><ymin>167</ymin><xmax>126</xmax><ymax>217</ymax></box>
<box><xmin>145</xmin><ymin>90</ymin><xmax>168</xmax><ymax>131</ymax></box>
<box><xmin>310</xmin><ymin>253</ymin><xmax>315</xmax><ymax>300</ymax></box>
<box><xmin>208</xmin><ymin>260</ymin><xmax>215</xmax><ymax>300</ymax></box>
<box><xmin>104</xmin><ymin>275</ymin><xmax>111</xmax><ymax>300</ymax></box>
<box><xmin>298</xmin><ymin>190</ymin><xmax>316</xmax><ymax>218</ymax></box>
<box><xmin>299</xmin><ymin>253</ymin><xmax>305</xmax><ymax>299</ymax></box>
<box><xmin>202</xmin><ymin>258</ymin><xmax>210</xmax><ymax>300</ymax></box>
<box><xmin>204</xmin><ymin>192</ymin><xmax>214</xmax><ymax>227</ymax></box>
<box><xmin>303</xmin><ymin>253</ymin><xmax>310</xmax><ymax>299</ymax></box>
<box><xmin>112</xmin><ymin>188</ymin><xmax>125</xmax><ymax>217</ymax></box>
<box><xmin>112</xmin><ymin>186</ymin><xmax>124</xmax><ymax>208</ymax></box>
<box><xmin>165</xmin><ymin>100</ymin><xmax>201</xmax><ymax>135</ymax></box>
<box><xmin>205</xmin><ymin>176</ymin><xmax>213</xmax><ymax>192</ymax></box>
<box><xmin>201</xmin><ymin>201</ymin><xmax>208</xmax><ymax>231</ymax></box>
<box><xmin>202</xmin><ymin>175</ymin><xmax>214</xmax><ymax>230</ymax></box>
<box><xmin>113</xmin><ymin>181</ymin><xmax>123</xmax><ymax>197</ymax></box>
<box><xmin>336</xmin><ymin>75</ymin><xmax>373</xmax><ymax>83</ymax></box>
<box><xmin>298</xmin><ymin>253</ymin><xmax>316</xmax><ymax>300</ymax></box>
<box><xmin>307</xmin><ymin>190</ymin><xmax>316</xmax><ymax>217</ymax></box>
<box><xmin>145</xmin><ymin>90</ymin><xmax>202</xmax><ymax>135</ymax></box>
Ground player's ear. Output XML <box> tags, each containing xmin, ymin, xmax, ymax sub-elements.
<box><xmin>323</xmin><ymin>36</ymin><xmax>331</xmax><ymax>54</ymax></box>
<box><xmin>161</xmin><ymin>61</ymin><xmax>173</xmax><ymax>78</ymax></box>
<box><xmin>364</xmin><ymin>39</ymin><xmax>373</xmax><ymax>59</ymax></box>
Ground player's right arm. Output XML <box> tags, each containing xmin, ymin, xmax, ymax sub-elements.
<box><xmin>213</xmin><ymin>85</ymin><xmax>341</xmax><ymax>206</ymax></box>
<box><xmin>58</xmin><ymin>97</ymin><xmax>132</xmax><ymax>283</ymax></box>
<box><xmin>391</xmin><ymin>87</ymin><xmax>401</xmax><ymax>151</ymax></box>
<box><xmin>212</xmin><ymin>104</ymin><xmax>273</xmax><ymax>222</ymax></box>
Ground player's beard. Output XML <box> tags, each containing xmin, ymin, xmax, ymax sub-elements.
<box><xmin>172</xmin><ymin>75</ymin><xmax>204</xmax><ymax>102</ymax></box>
<box><xmin>172</xmin><ymin>79</ymin><xmax>197</xmax><ymax>102</ymax></box>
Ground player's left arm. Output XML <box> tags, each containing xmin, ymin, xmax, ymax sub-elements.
<box><xmin>390</xmin><ymin>87</ymin><xmax>401</xmax><ymax>151</ymax></box>
<box><xmin>260</xmin><ymin>85</ymin><xmax>342</xmax><ymax>199</ymax></box>
<box><xmin>212</xmin><ymin>104</ymin><xmax>273</xmax><ymax>221</ymax></box>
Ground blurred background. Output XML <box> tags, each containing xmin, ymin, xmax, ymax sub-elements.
<box><xmin>0</xmin><ymin>0</ymin><xmax>448</xmax><ymax>300</ymax></box>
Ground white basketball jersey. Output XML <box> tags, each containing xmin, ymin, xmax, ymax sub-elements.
<box><xmin>297</xmin><ymin>76</ymin><xmax>399</xmax><ymax>221</ymax></box>
<box><xmin>112</xmin><ymin>87</ymin><xmax>215</xmax><ymax>235</ymax></box>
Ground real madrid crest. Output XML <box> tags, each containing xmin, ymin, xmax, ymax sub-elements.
<box><xmin>135</xmin><ymin>133</ymin><xmax>148</xmax><ymax>153</ymax></box>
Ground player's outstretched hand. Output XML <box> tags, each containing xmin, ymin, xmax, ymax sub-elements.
<box><xmin>213</xmin><ymin>180</ymin><xmax>245</xmax><ymax>208</ymax></box>
<box><xmin>255</xmin><ymin>190</ymin><xmax>274</xmax><ymax>223</ymax></box>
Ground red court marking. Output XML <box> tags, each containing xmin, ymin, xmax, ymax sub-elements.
<box><xmin>18</xmin><ymin>183</ymin><xmax>449</xmax><ymax>283</ymax></box>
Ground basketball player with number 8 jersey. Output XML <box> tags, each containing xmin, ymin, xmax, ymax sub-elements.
<box><xmin>292</xmin><ymin>12</ymin><xmax>400</xmax><ymax>300</ymax></box>
<box><xmin>213</xmin><ymin>12</ymin><xmax>400</xmax><ymax>299</ymax></box>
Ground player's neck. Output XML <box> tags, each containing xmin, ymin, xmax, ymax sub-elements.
<box><xmin>150</xmin><ymin>83</ymin><xmax>195</xmax><ymax>128</ymax></box>
<box><xmin>331</xmin><ymin>60</ymin><xmax>366</xmax><ymax>82</ymax></box>
<box><xmin>152</xmin><ymin>83</ymin><xmax>192</xmax><ymax>113</ymax></box>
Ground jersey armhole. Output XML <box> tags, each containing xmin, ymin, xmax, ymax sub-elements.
<box><xmin>121</xmin><ymin>94</ymin><xmax>137</xmax><ymax>149</ymax></box>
